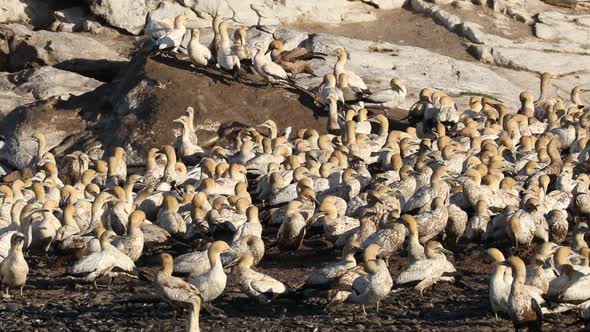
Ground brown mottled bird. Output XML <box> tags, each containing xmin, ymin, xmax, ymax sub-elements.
<box><xmin>266</xmin><ymin>39</ymin><xmax>326</xmax><ymax>77</ymax></box>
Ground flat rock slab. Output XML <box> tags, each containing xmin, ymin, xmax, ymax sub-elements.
<box><xmin>471</xmin><ymin>45</ymin><xmax>590</xmax><ymax>75</ymax></box>
<box><xmin>0</xmin><ymin>67</ymin><xmax>103</xmax><ymax>116</ymax></box>
<box><xmin>2</xmin><ymin>24</ymin><xmax>130</xmax><ymax>80</ymax></box>
<box><xmin>535</xmin><ymin>11</ymin><xmax>590</xmax><ymax>46</ymax></box>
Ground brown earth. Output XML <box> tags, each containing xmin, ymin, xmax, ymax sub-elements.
<box><xmin>83</xmin><ymin>54</ymin><xmax>328</xmax><ymax>164</ymax></box>
<box><xmin>290</xmin><ymin>8</ymin><xmax>474</xmax><ymax>62</ymax></box>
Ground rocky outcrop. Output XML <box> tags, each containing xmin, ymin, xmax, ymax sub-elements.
<box><xmin>95</xmin><ymin>53</ymin><xmax>325</xmax><ymax>164</ymax></box>
<box><xmin>0</xmin><ymin>67</ymin><xmax>103</xmax><ymax>116</ymax></box>
<box><xmin>87</xmin><ymin>0</ymin><xmax>164</xmax><ymax>35</ymax></box>
<box><xmin>469</xmin><ymin>45</ymin><xmax>590</xmax><ymax>75</ymax></box>
<box><xmin>50</xmin><ymin>7</ymin><xmax>113</xmax><ymax>34</ymax></box>
<box><xmin>541</xmin><ymin>0</ymin><xmax>590</xmax><ymax>9</ymax></box>
<box><xmin>535</xmin><ymin>11</ymin><xmax>590</xmax><ymax>45</ymax></box>
<box><xmin>2</xmin><ymin>24</ymin><xmax>130</xmax><ymax>80</ymax></box>
<box><xmin>0</xmin><ymin>97</ymin><xmax>85</xmax><ymax>169</ymax></box>
<box><xmin>0</xmin><ymin>0</ymin><xmax>52</xmax><ymax>28</ymax></box>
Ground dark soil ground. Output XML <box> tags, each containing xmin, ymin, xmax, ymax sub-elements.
<box><xmin>0</xmin><ymin>227</ymin><xmax>583</xmax><ymax>332</ymax></box>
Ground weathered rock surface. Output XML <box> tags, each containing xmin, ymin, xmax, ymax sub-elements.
<box><xmin>470</xmin><ymin>45</ymin><xmax>590</xmax><ymax>75</ymax></box>
<box><xmin>535</xmin><ymin>11</ymin><xmax>590</xmax><ymax>45</ymax></box>
<box><xmin>0</xmin><ymin>0</ymin><xmax>52</xmax><ymax>28</ymax></box>
<box><xmin>0</xmin><ymin>98</ymin><xmax>85</xmax><ymax>169</ymax></box>
<box><xmin>0</xmin><ymin>66</ymin><xmax>103</xmax><ymax>116</ymax></box>
<box><xmin>541</xmin><ymin>0</ymin><xmax>590</xmax><ymax>9</ymax></box>
<box><xmin>88</xmin><ymin>0</ymin><xmax>164</xmax><ymax>35</ymax></box>
<box><xmin>2</xmin><ymin>24</ymin><xmax>130</xmax><ymax>80</ymax></box>
<box><xmin>50</xmin><ymin>6</ymin><xmax>113</xmax><ymax>34</ymax></box>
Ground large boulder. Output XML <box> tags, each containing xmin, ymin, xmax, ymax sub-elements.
<box><xmin>0</xmin><ymin>66</ymin><xmax>103</xmax><ymax>116</ymax></box>
<box><xmin>50</xmin><ymin>6</ymin><xmax>115</xmax><ymax>34</ymax></box>
<box><xmin>0</xmin><ymin>0</ymin><xmax>52</xmax><ymax>28</ymax></box>
<box><xmin>2</xmin><ymin>24</ymin><xmax>131</xmax><ymax>80</ymax></box>
<box><xmin>87</xmin><ymin>0</ymin><xmax>164</xmax><ymax>35</ymax></box>
<box><xmin>0</xmin><ymin>97</ymin><xmax>86</xmax><ymax>169</ymax></box>
<box><xmin>95</xmin><ymin>53</ymin><xmax>325</xmax><ymax>164</ymax></box>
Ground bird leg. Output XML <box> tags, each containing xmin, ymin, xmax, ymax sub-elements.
<box><xmin>376</xmin><ymin>301</ymin><xmax>380</xmax><ymax>313</ymax></box>
<box><xmin>108</xmin><ymin>276</ymin><xmax>115</xmax><ymax>290</ymax></box>
<box><xmin>93</xmin><ymin>280</ymin><xmax>99</xmax><ymax>291</ymax></box>
<box><xmin>203</xmin><ymin>303</ymin><xmax>226</xmax><ymax>317</ymax></box>
<box><xmin>20</xmin><ymin>286</ymin><xmax>24</xmax><ymax>297</ymax></box>
<box><xmin>3</xmin><ymin>287</ymin><xmax>10</xmax><ymax>299</ymax></box>
<box><xmin>362</xmin><ymin>305</ymin><xmax>367</xmax><ymax>315</ymax></box>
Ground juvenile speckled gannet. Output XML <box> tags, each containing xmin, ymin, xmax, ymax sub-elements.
<box><xmin>155</xmin><ymin>253</ymin><xmax>203</xmax><ymax>332</ymax></box>
<box><xmin>266</xmin><ymin>38</ymin><xmax>325</xmax><ymax>77</ymax></box>
<box><xmin>504</xmin><ymin>256</ymin><xmax>543</xmax><ymax>332</ymax></box>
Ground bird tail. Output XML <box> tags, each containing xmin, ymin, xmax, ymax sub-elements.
<box><xmin>233</xmin><ymin>63</ymin><xmax>241</xmax><ymax>81</ymax></box>
<box><xmin>136</xmin><ymin>269</ymin><xmax>154</xmax><ymax>283</ymax></box>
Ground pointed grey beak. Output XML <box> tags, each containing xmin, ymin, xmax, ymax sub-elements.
<box><xmin>437</xmin><ymin>247</ymin><xmax>454</xmax><ymax>256</ymax></box>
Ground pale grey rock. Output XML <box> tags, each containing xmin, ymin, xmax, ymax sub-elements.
<box><xmin>535</xmin><ymin>11</ymin><xmax>590</xmax><ymax>46</ymax></box>
<box><xmin>50</xmin><ymin>7</ymin><xmax>107</xmax><ymax>34</ymax></box>
<box><xmin>0</xmin><ymin>0</ymin><xmax>52</xmax><ymax>28</ymax></box>
<box><xmin>470</xmin><ymin>45</ymin><xmax>590</xmax><ymax>75</ymax></box>
<box><xmin>4</xmin><ymin>24</ymin><xmax>128</xmax><ymax>77</ymax></box>
<box><xmin>0</xmin><ymin>67</ymin><xmax>102</xmax><ymax>110</ymax></box>
<box><xmin>460</xmin><ymin>22</ymin><xmax>485</xmax><ymax>44</ymax></box>
<box><xmin>88</xmin><ymin>0</ymin><xmax>164</xmax><ymax>35</ymax></box>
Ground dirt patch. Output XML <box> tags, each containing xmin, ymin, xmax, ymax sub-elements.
<box><xmin>289</xmin><ymin>9</ymin><xmax>474</xmax><ymax>62</ymax></box>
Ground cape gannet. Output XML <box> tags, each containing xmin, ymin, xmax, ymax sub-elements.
<box><xmin>0</xmin><ymin>233</ymin><xmax>28</xmax><ymax>297</ymax></box>
<box><xmin>155</xmin><ymin>253</ymin><xmax>202</xmax><ymax>332</ymax></box>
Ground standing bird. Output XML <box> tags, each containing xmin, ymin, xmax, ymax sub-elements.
<box><xmin>69</xmin><ymin>231</ymin><xmax>136</xmax><ymax>288</ymax></box>
<box><xmin>217</xmin><ymin>19</ymin><xmax>241</xmax><ymax>80</ymax></box>
<box><xmin>0</xmin><ymin>233</ymin><xmax>28</xmax><ymax>297</ymax></box>
<box><xmin>155</xmin><ymin>253</ymin><xmax>202</xmax><ymax>332</ymax></box>
<box><xmin>188</xmin><ymin>29</ymin><xmax>211</xmax><ymax>67</ymax></box>
<box><xmin>333</xmin><ymin>47</ymin><xmax>367</xmax><ymax>90</ymax></box>
<box><xmin>253</xmin><ymin>42</ymin><xmax>288</xmax><ymax>86</ymax></box>
<box><xmin>154</xmin><ymin>15</ymin><xmax>187</xmax><ymax>54</ymax></box>
<box><xmin>505</xmin><ymin>256</ymin><xmax>543</xmax><ymax>332</ymax></box>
